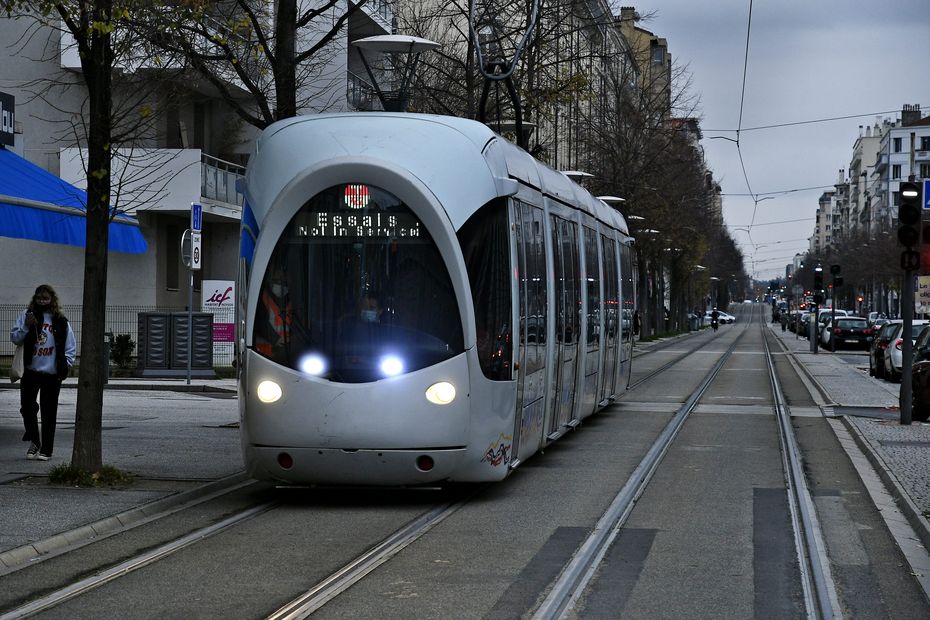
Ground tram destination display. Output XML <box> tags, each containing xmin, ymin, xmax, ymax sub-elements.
<box><xmin>295</xmin><ymin>211</ymin><xmax>421</xmax><ymax>238</ymax></box>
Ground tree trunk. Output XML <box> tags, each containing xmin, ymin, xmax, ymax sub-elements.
<box><xmin>72</xmin><ymin>0</ymin><xmax>113</xmax><ymax>473</ymax></box>
<box><xmin>274</xmin><ymin>0</ymin><xmax>297</xmax><ymax>120</ymax></box>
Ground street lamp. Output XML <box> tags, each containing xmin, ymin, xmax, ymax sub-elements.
<box><xmin>352</xmin><ymin>35</ymin><xmax>440</xmax><ymax>112</ymax></box>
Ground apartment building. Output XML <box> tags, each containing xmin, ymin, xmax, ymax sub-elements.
<box><xmin>872</xmin><ymin>104</ymin><xmax>930</xmax><ymax>234</ymax></box>
<box><xmin>810</xmin><ymin>190</ymin><xmax>835</xmax><ymax>255</ymax></box>
<box><xmin>0</xmin><ymin>2</ymin><xmax>392</xmax><ymax>307</ymax></box>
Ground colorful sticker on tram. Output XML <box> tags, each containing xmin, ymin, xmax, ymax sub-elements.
<box><xmin>481</xmin><ymin>433</ymin><xmax>513</xmax><ymax>467</ymax></box>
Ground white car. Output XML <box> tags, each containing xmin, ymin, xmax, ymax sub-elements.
<box><xmin>704</xmin><ymin>311</ymin><xmax>735</xmax><ymax>325</ymax></box>
<box><xmin>885</xmin><ymin>321</ymin><xmax>930</xmax><ymax>381</ymax></box>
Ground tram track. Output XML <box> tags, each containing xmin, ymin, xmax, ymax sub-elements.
<box><xmin>534</xmin><ymin>305</ymin><xmax>842</xmax><ymax>619</ymax></box>
<box><xmin>2</xmin><ymin>306</ymin><xmax>848</xmax><ymax>619</ymax></box>
<box><xmin>532</xmin><ymin>309</ymin><xmax>756</xmax><ymax>618</ymax></box>
<box><xmin>0</xmin><ymin>481</ymin><xmax>478</xmax><ymax>619</ymax></box>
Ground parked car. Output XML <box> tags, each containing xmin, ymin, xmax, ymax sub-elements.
<box><xmin>798</xmin><ymin>312</ymin><xmax>813</xmax><ymax>338</ymax></box>
<box><xmin>884</xmin><ymin>321</ymin><xmax>930</xmax><ymax>382</ymax></box>
<box><xmin>868</xmin><ymin>317</ymin><xmax>890</xmax><ymax>334</ymax></box>
<box><xmin>909</xmin><ymin>327</ymin><xmax>930</xmax><ymax>422</ymax></box>
<box><xmin>869</xmin><ymin>320</ymin><xmax>901</xmax><ymax>379</ymax></box>
<box><xmin>820</xmin><ymin>316</ymin><xmax>870</xmax><ymax>351</ymax></box>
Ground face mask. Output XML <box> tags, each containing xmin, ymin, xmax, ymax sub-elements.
<box><xmin>361</xmin><ymin>310</ymin><xmax>378</xmax><ymax>323</ymax></box>
<box><xmin>271</xmin><ymin>284</ymin><xmax>285</xmax><ymax>297</ymax></box>
<box><xmin>34</xmin><ymin>304</ymin><xmax>50</xmax><ymax>314</ymax></box>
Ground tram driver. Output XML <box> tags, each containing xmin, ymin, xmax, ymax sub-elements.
<box><xmin>254</xmin><ymin>263</ymin><xmax>294</xmax><ymax>362</ymax></box>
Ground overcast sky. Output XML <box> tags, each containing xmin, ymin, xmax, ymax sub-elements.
<box><xmin>635</xmin><ymin>0</ymin><xmax>930</xmax><ymax>281</ymax></box>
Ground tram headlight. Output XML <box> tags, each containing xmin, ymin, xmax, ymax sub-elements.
<box><xmin>256</xmin><ymin>380</ymin><xmax>283</xmax><ymax>403</ymax></box>
<box><xmin>425</xmin><ymin>381</ymin><xmax>456</xmax><ymax>405</ymax></box>
<box><xmin>299</xmin><ymin>353</ymin><xmax>327</xmax><ymax>376</ymax></box>
<box><xmin>379</xmin><ymin>355</ymin><xmax>404</xmax><ymax>377</ymax></box>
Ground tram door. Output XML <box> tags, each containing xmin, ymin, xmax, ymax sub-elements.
<box><xmin>511</xmin><ymin>201</ymin><xmax>548</xmax><ymax>462</ymax></box>
<box><xmin>618</xmin><ymin>242</ymin><xmax>635</xmax><ymax>383</ymax></box>
<box><xmin>548</xmin><ymin>216</ymin><xmax>580</xmax><ymax>437</ymax></box>
<box><xmin>580</xmin><ymin>226</ymin><xmax>601</xmax><ymax>417</ymax></box>
<box><xmin>599</xmin><ymin>236</ymin><xmax>619</xmax><ymax>403</ymax></box>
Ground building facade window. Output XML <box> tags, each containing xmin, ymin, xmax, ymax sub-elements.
<box><xmin>921</xmin><ymin>163</ymin><xmax>930</xmax><ymax>179</ymax></box>
<box><xmin>893</xmin><ymin>137</ymin><xmax>902</xmax><ymax>152</ymax></box>
<box><xmin>892</xmin><ymin>164</ymin><xmax>901</xmax><ymax>179</ymax></box>
<box><xmin>893</xmin><ymin>191</ymin><xmax>901</xmax><ymax>207</ymax></box>
<box><xmin>921</xmin><ymin>136</ymin><xmax>930</xmax><ymax>151</ymax></box>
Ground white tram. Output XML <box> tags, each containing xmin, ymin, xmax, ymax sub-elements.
<box><xmin>238</xmin><ymin>113</ymin><xmax>635</xmax><ymax>485</ymax></box>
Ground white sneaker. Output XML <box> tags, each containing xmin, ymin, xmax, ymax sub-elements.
<box><xmin>26</xmin><ymin>443</ymin><xmax>40</xmax><ymax>460</ymax></box>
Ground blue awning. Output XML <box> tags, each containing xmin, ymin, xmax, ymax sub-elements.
<box><xmin>0</xmin><ymin>147</ymin><xmax>148</xmax><ymax>254</ymax></box>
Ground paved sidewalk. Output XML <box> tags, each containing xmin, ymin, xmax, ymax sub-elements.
<box><xmin>0</xmin><ymin>378</ymin><xmax>242</xmax><ymax>571</ymax></box>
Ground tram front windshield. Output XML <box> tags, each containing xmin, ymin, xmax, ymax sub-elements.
<box><xmin>254</xmin><ymin>184</ymin><xmax>464</xmax><ymax>383</ymax></box>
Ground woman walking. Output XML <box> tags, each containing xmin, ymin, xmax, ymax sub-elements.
<box><xmin>10</xmin><ymin>284</ymin><xmax>76</xmax><ymax>461</ymax></box>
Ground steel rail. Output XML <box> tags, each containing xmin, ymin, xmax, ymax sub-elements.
<box><xmin>1</xmin><ymin>501</ymin><xmax>277</xmax><ymax>620</ymax></box>
<box><xmin>266</xmin><ymin>498</ymin><xmax>469</xmax><ymax>619</ymax></box>
<box><xmin>532</xmin><ymin>309</ymin><xmax>754</xmax><ymax>619</ymax></box>
<box><xmin>761</xmin><ymin>325</ymin><xmax>842</xmax><ymax>619</ymax></box>
<box><xmin>627</xmin><ymin>328</ymin><xmax>719</xmax><ymax>391</ymax></box>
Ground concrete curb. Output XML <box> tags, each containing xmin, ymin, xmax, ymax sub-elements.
<box><xmin>0</xmin><ymin>383</ymin><xmax>237</xmax><ymax>393</ymax></box>
<box><xmin>840</xmin><ymin>416</ymin><xmax>930</xmax><ymax>553</ymax></box>
<box><xmin>0</xmin><ymin>471</ymin><xmax>250</xmax><ymax>575</ymax></box>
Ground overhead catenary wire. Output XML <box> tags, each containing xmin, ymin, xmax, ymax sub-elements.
<box><xmin>704</xmin><ymin>107</ymin><xmax>920</xmax><ymax>134</ymax></box>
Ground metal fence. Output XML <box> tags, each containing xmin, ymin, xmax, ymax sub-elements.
<box><xmin>1</xmin><ymin>305</ymin><xmax>235</xmax><ymax>367</ymax></box>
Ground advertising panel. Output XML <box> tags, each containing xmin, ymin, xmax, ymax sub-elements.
<box><xmin>202</xmin><ymin>280</ymin><xmax>235</xmax><ymax>365</ymax></box>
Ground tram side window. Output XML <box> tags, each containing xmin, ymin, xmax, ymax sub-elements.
<box><xmin>602</xmin><ymin>235</ymin><xmax>618</xmax><ymax>342</ymax></box>
<box><xmin>458</xmin><ymin>198</ymin><xmax>513</xmax><ymax>381</ymax></box>
<box><xmin>620</xmin><ymin>242</ymin><xmax>635</xmax><ymax>341</ymax></box>
<box><xmin>561</xmin><ymin>219</ymin><xmax>579</xmax><ymax>346</ymax></box>
<box><xmin>584</xmin><ymin>227</ymin><xmax>600</xmax><ymax>348</ymax></box>
<box><xmin>521</xmin><ymin>202</ymin><xmax>546</xmax><ymax>374</ymax></box>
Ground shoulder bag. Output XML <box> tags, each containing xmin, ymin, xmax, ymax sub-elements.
<box><xmin>10</xmin><ymin>344</ymin><xmax>24</xmax><ymax>383</ymax></box>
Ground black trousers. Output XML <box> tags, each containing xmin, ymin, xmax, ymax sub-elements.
<box><xmin>20</xmin><ymin>369</ymin><xmax>63</xmax><ymax>456</ymax></box>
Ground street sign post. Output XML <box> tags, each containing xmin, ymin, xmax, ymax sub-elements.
<box><xmin>191</xmin><ymin>202</ymin><xmax>202</xmax><ymax>232</ymax></box>
<box><xmin>191</xmin><ymin>232</ymin><xmax>202</xmax><ymax>271</ymax></box>
<box><xmin>187</xmin><ymin>203</ymin><xmax>203</xmax><ymax>386</ymax></box>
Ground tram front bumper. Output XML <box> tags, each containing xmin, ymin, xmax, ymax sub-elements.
<box><xmin>245</xmin><ymin>444</ymin><xmax>468</xmax><ymax>486</ymax></box>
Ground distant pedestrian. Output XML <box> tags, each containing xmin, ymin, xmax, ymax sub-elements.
<box><xmin>632</xmin><ymin>310</ymin><xmax>641</xmax><ymax>336</ymax></box>
<box><xmin>9</xmin><ymin>284</ymin><xmax>75</xmax><ymax>461</ymax></box>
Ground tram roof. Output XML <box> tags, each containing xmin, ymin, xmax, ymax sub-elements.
<box><xmin>245</xmin><ymin>113</ymin><xmax>629</xmax><ymax>236</ymax></box>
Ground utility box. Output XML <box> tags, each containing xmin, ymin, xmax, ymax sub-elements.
<box><xmin>136</xmin><ymin>312</ymin><xmax>215</xmax><ymax>378</ymax></box>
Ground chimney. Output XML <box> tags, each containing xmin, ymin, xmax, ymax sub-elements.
<box><xmin>865</xmin><ymin>125</ymin><xmax>871</xmax><ymax>137</ymax></box>
<box><xmin>838</xmin><ymin>169</ymin><xmax>845</xmax><ymax>184</ymax></box>
<box><xmin>902</xmin><ymin>103</ymin><xmax>921</xmax><ymax>127</ymax></box>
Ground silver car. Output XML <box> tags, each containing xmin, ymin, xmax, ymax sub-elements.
<box><xmin>884</xmin><ymin>321</ymin><xmax>930</xmax><ymax>382</ymax></box>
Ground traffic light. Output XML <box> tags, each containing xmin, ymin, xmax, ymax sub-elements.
<box><xmin>899</xmin><ymin>182</ymin><xmax>922</xmax><ymax>270</ymax></box>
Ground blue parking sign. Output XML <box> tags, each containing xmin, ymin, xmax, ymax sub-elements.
<box><xmin>191</xmin><ymin>202</ymin><xmax>202</xmax><ymax>231</ymax></box>
<box><xmin>924</xmin><ymin>180</ymin><xmax>930</xmax><ymax>210</ymax></box>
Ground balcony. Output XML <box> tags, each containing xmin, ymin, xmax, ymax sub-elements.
<box><xmin>201</xmin><ymin>153</ymin><xmax>244</xmax><ymax>206</ymax></box>
<box><xmin>347</xmin><ymin>71</ymin><xmax>382</xmax><ymax>112</ymax></box>
<box><xmin>874</xmin><ymin>153</ymin><xmax>888</xmax><ymax>172</ymax></box>
<box><xmin>350</xmin><ymin>0</ymin><xmax>392</xmax><ymax>31</ymax></box>
<box><xmin>917</xmin><ymin>150</ymin><xmax>930</xmax><ymax>162</ymax></box>
<box><xmin>60</xmin><ymin>148</ymin><xmax>244</xmax><ymax>217</ymax></box>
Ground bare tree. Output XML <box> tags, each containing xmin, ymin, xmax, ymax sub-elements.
<box><xmin>3</xmin><ymin>0</ymin><xmax>197</xmax><ymax>471</ymax></box>
<box><xmin>132</xmin><ymin>0</ymin><xmax>373</xmax><ymax>130</ymax></box>
<box><xmin>3</xmin><ymin>0</ymin><xmax>129</xmax><ymax>471</ymax></box>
